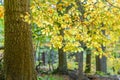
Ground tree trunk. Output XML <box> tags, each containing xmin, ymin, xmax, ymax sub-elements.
<box><xmin>101</xmin><ymin>45</ymin><xmax>107</xmax><ymax>73</ymax></box>
<box><xmin>96</xmin><ymin>45</ymin><xmax>107</xmax><ymax>73</ymax></box>
<box><xmin>75</xmin><ymin>0</ymin><xmax>86</xmax><ymax>79</ymax></box>
<box><xmin>42</xmin><ymin>52</ymin><xmax>46</xmax><ymax>66</ymax></box>
<box><xmin>85</xmin><ymin>49</ymin><xmax>91</xmax><ymax>73</ymax></box>
<box><xmin>96</xmin><ymin>55</ymin><xmax>101</xmax><ymax>72</ymax></box>
<box><xmin>56</xmin><ymin>19</ymin><xmax>67</xmax><ymax>74</ymax></box>
<box><xmin>4</xmin><ymin>0</ymin><xmax>36</xmax><ymax>80</ymax></box>
<box><xmin>57</xmin><ymin>48</ymin><xmax>68</xmax><ymax>74</ymax></box>
<box><xmin>96</xmin><ymin>55</ymin><xmax>107</xmax><ymax>73</ymax></box>
<box><xmin>100</xmin><ymin>55</ymin><xmax>107</xmax><ymax>73</ymax></box>
<box><xmin>77</xmin><ymin>51</ymin><xmax>84</xmax><ymax>80</ymax></box>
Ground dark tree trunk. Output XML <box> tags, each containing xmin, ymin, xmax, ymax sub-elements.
<box><xmin>96</xmin><ymin>55</ymin><xmax>101</xmax><ymax>72</ymax></box>
<box><xmin>100</xmin><ymin>55</ymin><xmax>107</xmax><ymax>73</ymax></box>
<box><xmin>96</xmin><ymin>55</ymin><xmax>107</xmax><ymax>73</ymax></box>
<box><xmin>4</xmin><ymin>0</ymin><xmax>37</xmax><ymax>80</ymax></box>
<box><xmin>77</xmin><ymin>51</ymin><xmax>84</xmax><ymax>80</ymax></box>
<box><xmin>96</xmin><ymin>45</ymin><xmax>107</xmax><ymax>73</ymax></box>
<box><xmin>55</xmin><ymin>15</ymin><xmax>68</xmax><ymax>74</ymax></box>
<box><xmin>42</xmin><ymin>52</ymin><xmax>46</xmax><ymax>66</ymax></box>
<box><xmin>85</xmin><ymin>49</ymin><xmax>91</xmax><ymax>73</ymax></box>
<box><xmin>57</xmin><ymin>48</ymin><xmax>67</xmax><ymax>74</ymax></box>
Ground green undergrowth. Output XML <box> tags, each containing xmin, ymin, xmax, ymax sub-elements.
<box><xmin>37</xmin><ymin>75</ymin><xmax>64</xmax><ymax>80</ymax></box>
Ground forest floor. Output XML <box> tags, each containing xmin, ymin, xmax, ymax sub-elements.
<box><xmin>0</xmin><ymin>70</ymin><xmax>120</xmax><ymax>80</ymax></box>
<box><xmin>37</xmin><ymin>66</ymin><xmax>120</xmax><ymax>80</ymax></box>
<box><xmin>39</xmin><ymin>73</ymin><xmax>120</xmax><ymax>80</ymax></box>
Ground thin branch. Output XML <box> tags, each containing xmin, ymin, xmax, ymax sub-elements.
<box><xmin>105</xmin><ymin>0</ymin><xmax>120</xmax><ymax>10</ymax></box>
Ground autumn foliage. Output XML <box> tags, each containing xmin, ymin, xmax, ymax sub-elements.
<box><xmin>0</xmin><ymin>6</ymin><xmax>4</xmax><ymax>18</ymax></box>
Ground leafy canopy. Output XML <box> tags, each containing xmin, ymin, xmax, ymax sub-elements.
<box><xmin>24</xmin><ymin>0</ymin><xmax>120</xmax><ymax>54</ymax></box>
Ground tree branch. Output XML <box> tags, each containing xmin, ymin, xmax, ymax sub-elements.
<box><xmin>105</xmin><ymin>0</ymin><xmax>120</xmax><ymax>10</ymax></box>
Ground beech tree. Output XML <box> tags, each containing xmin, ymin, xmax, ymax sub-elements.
<box><xmin>25</xmin><ymin>0</ymin><xmax>120</xmax><ymax>76</ymax></box>
<box><xmin>4</xmin><ymin>0</ymin><xmax>36</xmax><ymax>80</ymax></box>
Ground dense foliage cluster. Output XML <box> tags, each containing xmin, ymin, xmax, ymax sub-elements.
<box><xmin>25</xmin><ymin>0</ymin><xmax>120</xmax><ymax>54</ymax></box>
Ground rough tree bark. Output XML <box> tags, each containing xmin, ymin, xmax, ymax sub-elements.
<box><xmin>4</xmin><ymin>0</ymin><xmax>36</xmax><ymax>80</ymax></box>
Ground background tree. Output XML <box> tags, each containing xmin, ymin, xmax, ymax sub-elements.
<box><xmin>75</xmin><ymin>0</ymin><xmax>86</xmax><ymax>79</ymax></box>
<box><xmin>85</xmin><ymin>49</ymin><xmax>91</xmax><ymax>73</ymax></box>
<box><xmin>4</xmin><ymin>0</ymin><xmax>36</xmax><ymax>80</ymax></box>
<box><xmin>25</xmin><ymin>0</ymin><xmax>120</xmax><ymax>77</ymax></box>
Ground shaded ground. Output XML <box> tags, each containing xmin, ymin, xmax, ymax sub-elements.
<box><xmin>37</xmin><ymin>71</ymin><xmax>120</xmax><ymax>80</ymax></box>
